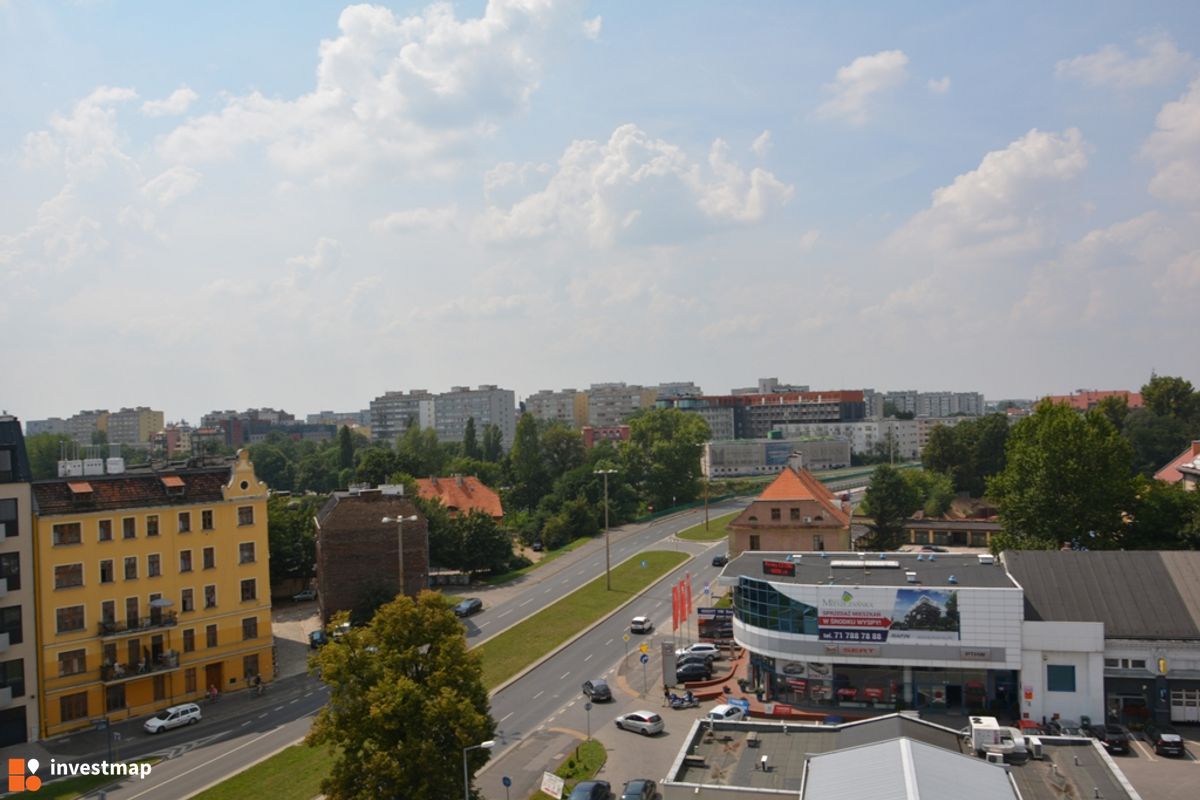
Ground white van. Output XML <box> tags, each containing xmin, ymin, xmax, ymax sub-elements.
<box><xmin>144</xmin><ymin>703</ymin><xmax>202</xmax><ymax>734</ymax></box>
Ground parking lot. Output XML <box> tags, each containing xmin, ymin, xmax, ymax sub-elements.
<box><xmin>1106</xmin><ymin>727</ymin><xmax>1200</xmax><ymax>800</ymax></box>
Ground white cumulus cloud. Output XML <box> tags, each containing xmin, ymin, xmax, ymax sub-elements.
<box><xmin>816</xmin><ymin>50</ymin><xmax>909</xmax><ymax>126</ymax></box>
<box><xmin>477</xmin><ymin>123</ymin><xmax>793</xmax><ymax>246</ymax></box>
<box><xmin>370</xmin><ymin>205</ymin><xmax>459</xmax><ymax>233</ymax></box>
<box><xmin>927</xmin><ymin>76</ymin><xmax>951</xmax><ymax>94</ymax></box>
<box><xmin>1142</xmin><ymin>78</ymin><xmax>1200</xmax><ymax>205</ymax></box>
<box><xmin>751</xmin><ymin>130</ymin><xmax>772</xmax><ymax>157</ymax></box>
<box><xmin>141</xmin><ymin>166</ymin><xmax>202</xmax><ymax>206</ymax></box>
<box><xmin>1056</xmin><ymin>33</ymin><xmax>1192</xmax><ymax>89</ymax></box>
<box><xmin>141</xmin><ymin>87</ymin><xmax>198</xmax><ymax>117</ymax></box>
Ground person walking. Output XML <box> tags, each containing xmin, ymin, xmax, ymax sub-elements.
<box><xmin>663</xmin><ymin>685</ymin><xmax>671</xmax><ymax>708</ymax></box>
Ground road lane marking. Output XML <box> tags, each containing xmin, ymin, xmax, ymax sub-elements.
<box><xmin>273</xmin><ymin>705</ymin><xmax>284</xmax><ymax>711</ymax></box>
<box><xmin>605</xmin><ymin>639</ymin><xmax>613</xmax><ymax>646</ymax></box>
<box><xmin>584</xmin><ymin>654</ymin><xmax>593</xmax><ymax>661</ymax></box>
<box><xmin>560</xmin><ymin>672</ymin><xmax>570</xmax><ymax>680</ymax></box>
<box><xmin>500</xmin><ymin>712</ymin><xmax>513</xmax><ymax>723</ymax></box>
<box><xmin>258</xmin><ymin>713</ymin><xmax>268</xmax><ymax>719</ymax></box>
<box><xmin>533</xmin><ymin>691</ymin><xmax>544</xmax><ymax>699</ymax></box>
<box><xmin>498</xmin><ymin>610</ymin><xmax>511</xmax><ymax>617</ymax></box>
<box><xmin>126</xmin><ymin>726</ymin><xmax>303</xmax><ymax>800</ymax></box>
<box><xmin>520</xmin><ymin>599</ymin><xmax>533</xmax><ymax>607</ymax></box>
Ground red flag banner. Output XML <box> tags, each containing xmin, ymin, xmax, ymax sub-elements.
<box><xmin>685</xmin><ymin>573</ymin><xmax>693</xmax><ymax>617</ymax></box>
<box><xmin>672</xmin><ymin>583</ymin><xmax>680</xmax><ymax>631</ymax></box>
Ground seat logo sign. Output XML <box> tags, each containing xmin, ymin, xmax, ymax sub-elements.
<box><xmin>8</xmin><ymin>758</ymin><xmax>42</xmax><ymax>792</ymax></box>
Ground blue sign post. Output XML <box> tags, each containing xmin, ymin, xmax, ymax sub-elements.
<box><xmin>502</xmin><ymin>775</ymin><xmax>511</xmax><ymax>800</ymax></box>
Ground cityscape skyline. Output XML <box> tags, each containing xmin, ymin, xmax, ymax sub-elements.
<box><xmin>3</xmin><ymin>2</ymin><xmax>1198</xmax><ymax>425</ymax></box>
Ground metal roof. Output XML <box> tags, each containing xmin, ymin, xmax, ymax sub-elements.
<box><xmin>1004</xmin><ymin>550</ymin><xmax>1200</xmax><ymax>640</ymax></box>
<box><xmin>725</xmin><ymin>551</ymin><xmax>1019</xmax><ymax>589</ymax></box>
<box><xmin>804</xmin><ymin>738</ymin><xmax>1015</xmax><ymax>800</ymax></box>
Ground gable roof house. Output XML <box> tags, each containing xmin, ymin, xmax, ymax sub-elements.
<box><xmin>1155</xmin><ymin>440</ymin><xmax>1200</xmax><ymax>491</ymax></box>
<box><xmin>416</xmin><ymin>475</ymin><xmax>503</xmax><ymax>519</ymax></box>
<box><xmin>727</xmin><ymin>465</ymin><xmax>851</xmax><ymax>555</ymax></box>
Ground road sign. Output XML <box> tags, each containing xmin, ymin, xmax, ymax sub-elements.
<box><xmin>623</xmin><ymin>633</ymin><xmax>630</xmax><ymax>642</ymax></box>
<box><xmin>541</xmin><ymin>771</ymin><xmax>565</xmax><ymax>799</ymax></box>
<box><xmin>639</xmin><ymin>642</ymin><xmax>649</xmax><ymax>654</ymax></box>
<box><xmin>585</xmin><ymin>701</ymin><xmax>592</xmax><ymax>711</ymax></box>
<box><xmin>641</xmin><ymin>559</ymin><xmax>647</xmax><ymax>568</ymax></box>
<box><xmin>640</xmin><ymin>653</ymin><xmax>649</xmax><ymax>664</ymax></box>
<box><xmin>503</xmin><ymin>776</ymin><xmax>512</xmax><ymax>787</ymax></box>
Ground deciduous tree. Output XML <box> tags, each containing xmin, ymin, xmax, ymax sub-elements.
<box><xmin>861</xmin><ymin>464</ymin><xmax>920</xmax><ymax>550</ymax></box>
<box><xmin>308</xmin><ymin>594</ymin><xmax>495</xmax><ymax>800</ymax></box>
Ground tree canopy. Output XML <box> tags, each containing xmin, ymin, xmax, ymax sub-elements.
<box><xmin>308</xmin><ymin>593</ymin><xmax>495</xmax><ymax>799</ymax></box>
<box><xmin>861</xmin><ymin>464</ymin><xmax>920</xmax><ymax>550</ymax></box>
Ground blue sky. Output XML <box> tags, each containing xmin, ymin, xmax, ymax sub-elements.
<box><xmin>3</xmin><ymin>1</ymin><xmax>1199</xmax><ymax>425</ymax></box>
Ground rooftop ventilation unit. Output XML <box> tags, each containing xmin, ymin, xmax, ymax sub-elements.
<box><xmin>831</xmin><ymin>559</ymin><xmax>902</xmax><ymax>569</ymax></box>
<box><xmin>83</xmin><ymin>458</ymin><xmax>104</xmax><ymax>476</ymax></box>
<box><xmin>977</xmin><ymin>554</ymin><xmax>995</xmax><ymax>565</ymax></box>
<box><xmin>916</xmin><ymin>554</ymin><xmax>925</xmax><ymax>561</ymax></box>
<box><xmin>905</xmin><ymin>570</ymin><xmax>918</xmax><ymax>583</ymax></box>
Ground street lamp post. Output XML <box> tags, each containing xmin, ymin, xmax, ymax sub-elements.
<box><xmin>462</xmin><ymin>740</ymin><xmax>495</xmax><ymax>800</ymax></box>
<box><xmin>594</xmin><ymin>469</ymin><xmax>617</xmax><ymax>590</ymax></box>
<box><xmin>381</xmin><ymin>515</ymin><xmax>420</xmax><ymax>595</ymax></box>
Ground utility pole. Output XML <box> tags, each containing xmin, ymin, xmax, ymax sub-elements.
<box><xmin>594</xmin><ymin>468</ymin><xmax>617</xmax><ymax>590</ymax></box>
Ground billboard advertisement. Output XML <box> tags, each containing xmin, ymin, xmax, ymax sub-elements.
<box><xmin>764</xmin><ymin>442</ymin><xmax>793</xmax><ymax>466</ymax></box>
<box><xmin>817</xmin><ymin>588</ymin><xmax>959</xmax><ymax>643</ymax></box>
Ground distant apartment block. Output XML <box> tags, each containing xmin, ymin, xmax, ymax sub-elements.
<box><xmin>106</xmin><ymin>407</ymin><xmax>165</xmax><ymax>445</ymax></box>
<box><xmin>433</xmin><ymin>385</ymin><xmax>516</xmax><ymax>451</ymax></box>
<box><xmin>200</xmin><ymin>408</ymin><xmax>298</xmax><ymax>448</ymax></box>
<box><xmin>662</xmin><ymin>390</ymin><xmax>865</xmax><ymax>440</ymax></box>
<box><xmin>702</xmin><ymin>437</ymin><xmax>851</xmax><ymax>478</ymax></box>
<box><xmin>656</xmin><ymin>381</ymin><xmax>704</xmax><ymax>398</ymax></box>
<box><xmin>305</xmin><ymin>410</ymin><xmax>370</xmax><ymax>428</ymax></box>
<box><xmin>524</xmin><ymin>389</ymin><xmax>585</xmax><ymax>428</ymax></box>
<box><xmin>582</xmin><ymin>425</ymin><xmax>631</xmax><ymax>449</ymax></box>
<box><xmin>730</xmin><ymin>377</ymin><xmax>810</xmax><ymax>396</ymax></box>
<box><xmin>0</xmin><ymin>416</ymin><xmax>41</xmax><ymax>745</ymax></box>
<box><xmin>776</xmin><ymin>419</ymin><xmax>920</xmax><ymax>461</ymax></box>
<box><xmin>66</xmin><ymin>410</ymin><xmax>109</xmax><ymax>445</ymax></box>
<box><xmin>24</xmin><ymin>418</ymin><xmax>68</xmax><ymax>437</ymax></box>
<box><xmin>368</xmin><ymin>390</ymin><xmax>435</xmax><ymax>445</ymax></box>
<box><xmin>150</xmin><ymin>422</ymin><xmax>193</xmax><ymax>458</ymax></box>
<box><xmin>585</xmin><ymin>383</ymin><xmax>658</xmax><ymax>427</ymax></box>
<box><xmin>1042</xmin><ymin>389</ymin><xmax>1144</xmax><ymax>411</ymax></box>
<box><xmin>883</xmin><ymin>391</ymin><xmax>985</xmax><ymax>418</ymax></box>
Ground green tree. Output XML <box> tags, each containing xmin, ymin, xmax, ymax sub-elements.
<box><xmin>987</xmin><ymin>402</ymin><xmax>1134</xmax><ymax>550</ymax></box>
<box><xmin>457</xmin><ymin>510</ymin><xmax>513</xmax><ymax>574</ymax></box>
<box><xmin>338</xmin><ymin>426</ymin><xmax>355</xmax><ymax>471</ymax></box>
<box><xmin>247</xmin><ymin>444</ymin><xmax>294</xmax><ymax>492</ymax></box>
<box><xmin>396</xmin><ymin>425</ymin><xmax>448</xmax><ymax>477</ymax></box>
<box><xmin>903</xmin><ymin>470</ymin><xmax>955</xmax><ymax>517</ymax></box>
<box><xmin>1141</xmin><ymin>374</ymin><xmax>1200</xmax><ymax>422</ymax></box>
<box><xmin>1126</xmin><ymin>477</ymin><xmax>1200</xmax><ymax>550</ymax></box>
<box><xmin>23</xmin><ymin>432</ymin><xmax>76</xmax><ymax>480</ymax></box>
<box><xmin>508</xmin><ymin>414</ymin><xmax>549</xmax><ymax>511</ymax></box>
<box><xmin>541</xmin><ymin>424</ymin><xmax>585</xmax><ymax>477</ymax></box>
<box><xmin>462</xmin><ymin>417</ymin><xmax>480</xmax><ymax>460</ymax></box>
<box><xmin>267</xmin><ymin>494</ymin><xmax>321</xmax><ymax>585</ymax></box>
<box><xmin>481</xmin><ymin>423</ymin><xmax>503</xmax><ymax>462</ymax></box>
<box><xmin>1095</xmin><ymin>395</ymin><xmax>1130</xmax><ymax>433</ymax></box>
<box><xmin>355</xmin><ymin>448</ymin><xmax>398</xmax><ymax>487</ymax></box>
<box><xmin>861</xmin><ymin>464</ymin><xmax>920</xmax><ymax>550</ymax></box>
<box><xmin>1124</xmin><ymin>408</ymin><xmax>1191</xmax><ymax>477</ymax></box>
<box><xmin>624</xmin><ymin>408</ymin><xmax>710</xmax><ymax>510</ymax></box>
<box><xmin>921</xmin><ymin>426</ymin><xmax>964</xmax><ymax>483</ymax></box>
<box><xmin>308</xmin><ymin>594</ymin><xmax>495</xmax><ymax>800</ymax></box>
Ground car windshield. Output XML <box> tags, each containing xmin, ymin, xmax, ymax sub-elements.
<box><xmin>154</xmin><ymin>711</ymin><xmax>173</xmax><ymax>720</ymax></box>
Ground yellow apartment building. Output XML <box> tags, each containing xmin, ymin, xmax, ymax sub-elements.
<box><xmin>31</xmin><ymin>450</ymin><xmax>272</xmax><ymax>737</ymax></box>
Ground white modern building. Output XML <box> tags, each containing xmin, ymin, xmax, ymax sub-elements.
<box><xmin>432</xmin><ymin>385</ymin><xmax>516</xmax><ymax>451</ymax></box>
<box><xmin>702</xmin><ymin>438</ymin><xmax>851</xmax><ymax>477</ymax></box>
<box><xmin>775</xmin><ymin>419</ymin><xmax>920</xmax><ymax>460</ymax></box>
<box><xmin>368</xmin><ymin>390</ymin><xmax>435</xmax><ymax>444</ymax></box>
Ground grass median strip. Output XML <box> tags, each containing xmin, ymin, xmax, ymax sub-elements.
<box><xmin>196</xmin><ymin>548</ymin><xmax>688</xmax><ymax>800</ymax></box>
<box><xmin>675</xmin><ymin>511</ymin><xmax>737</xmax><ymax>542</ymax></box>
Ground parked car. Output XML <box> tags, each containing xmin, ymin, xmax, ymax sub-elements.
<box><xmin>1143</xmin><ymin>721</ymin><xmax>1186</xmax><ymax>756</ymax></box>
<box><xmin>711</xmin><ymin>553</ymin><xmax>729</xmax><ymax>567</ymax></box>
<box><xmin>676</xmin><ymin>662</ymin><xmax>713</xmax><ymax>683</ymax></box>
<box><xmin>620</xmin><ymin>778</ymin><xmax>658</xmax><ymax>800</ymax></box>
<box><xmin>675</xmin><ymin>653</ymin><xmax>715</xmax><ymax>669</ymax></box>
<box><xmin>919</xmin><ymin>545</ymin><xmax>947</xmax><ymax>553</ymax></box>
<box><xmin>582</xmin><ymin>679</ymin><xmax>613</xmax><ymax>702</ymax></box>
<box><xmin>630</xmin><ymin>616</ymin><xmax>653</xmax><ymax>634</ymax></box>
<box><xmin>143</xmin><ymin>703</ymin><xmax>201</xmax><ymax>734</ymax></box>
<box><xmin>331</xmin><ymin>621</ymin><xmax>351</xmax><ymax>640</ymax></box>
<box><xmin>705</xmin><ymin>703</ymin><xmax>746</xmax><ymax>722</ymax></box>
<box><xmin>568</xmin><ymin>780</ymin><xmax>612</xmax><ymax>800</ymax></box>
<box><xmin>614</xmin><ymin>710</ymin><xmax>665</xmax><ymax>736</ymax></box>
<box><xmin>308</xmin><ymin>629</ymin><xmax>328</xmax><ymax>649</ymax></box>
<box><xmin>292</xmin><ymin>587</ymin><xmax>317</xmax><ymax>602</ymax></box>
<box><xmin>675</xmin><ymin>643</ymin><xmax>720</xmax><ymax>659</ymax></box>
<box><xmin>454</xmin><ymin>597</ymin><xmax>483</xmax><ymax>617</ymax></box>
<box><xmin>531</xmin><ymin>541</ymin><xmax>544</xmax><ymax>552</ymax></box>
<box><xmin>1089</xmin><ymin>723</ymin><xmax>1131</xmax><ymax>754</ymax></box>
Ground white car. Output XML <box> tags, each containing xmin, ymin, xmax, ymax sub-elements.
<box><xmin>705</xmin><ymin>703</ymin><xmax>746</xmax><ymax>722</ymax></box>
<box><xmin>614</xmin><ymin>710</ymin><xmax>665</xmax><ymax>736</ymax></box>
<box><xmin>630</xmin><ymin>616</ymin><xmax>653</xmax><ymax>634</ymax></box>
<box><xmin>143</xmin><ymin>703</ymin><xmax>201</xmax><ymax>734</ymax></box>
<box><xmin>675</xmin><ymin>642</ymin><xmax>720</xmax><ymax>659</ymax></box>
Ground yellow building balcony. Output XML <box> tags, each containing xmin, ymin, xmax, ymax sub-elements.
<box><xmin>100</xmin><ymin>651</ymin><xmax>180</xmax><ymax>684</ymax></box>
<box><xmin>98</xmin><ymin>612</ymin><xmax>178</xmax><ymax>638</ymax></box>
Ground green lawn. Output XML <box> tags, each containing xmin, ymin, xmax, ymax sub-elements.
<box><xmin>198</xmin><ymin>549</ymin><xmax>687</xmax><ymax>800</ymax></box>
<box><xmin>675</xmin><ymin>510</ymin><xmax>737</xmax><ymax>542</ymax></box>
<box><xmin>530</xmin><ymin>738</ymin><xmax>607</xmax><ymax>800</ymax></box>
<box><xmin>190</xmin><ymin>743</ymin><xmax>337</xmax><ymax>800</ymax></box>
<box><xmin>477</xmin><ymin>550</ymin><xmax>688</xmax><ymax>688</ymax></box>
<box><xmin>32</xmin><ymin>760</ymin><xmax>158</xmax><ymax>800</ymax></box>
<box><xmin>483</xmin><ymin>535</ymin><xmax>595</xmax><ymax>585</ymax></box>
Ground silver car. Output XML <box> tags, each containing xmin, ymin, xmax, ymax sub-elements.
<box><xmin>614</xmin><ymin>710</ymin><xmax>664</xmax><ymax>736</ymax></box>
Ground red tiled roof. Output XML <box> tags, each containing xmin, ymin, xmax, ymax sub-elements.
<box><xmin>160</xmin><ymin>475</ymin><xmax>185</xmax><ymax>489</ymax></box>
<box><xmin>34</xmin><ymin>468</ymin><xmax>231</xmax><ymax>515</ymax></box>
<box><xmin>1155</xmin><ymin>441</ymin><xmax>1200</xmax><ymax>483</ymax></box>
<box><xmin>67</xmin><ymin>481</ymin><xmax>93</xmax><ymax>494</ymax></box>
<box><xmin>735</xmin><ymin>466</ymin><xmax>850</xmax><ymax>528</ymax></box>
<box><xmin>417</xmin><ymin>476</ymin><xmax>504</xmax><ymax>518</ymax></box>
<box><xmin>1043</xmin><ymin>390</ymin><xmax>1144</xmax><ymax>411</ymax></box>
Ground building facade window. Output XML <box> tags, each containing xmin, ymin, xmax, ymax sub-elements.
<box><xmin>54</xmin><ymin>563</ymin><xmax>84</xmax><ymax>589</ymax></box>
<box><xmin>237</xmin><ymin>506</ymin><xmax>254</xmax><ymax>526</ymax></box>
<box><xmin>153</xmin><ymin>675</ymin><xmax>166</xmax><ymax>701</ymax></box>
<box><xmin>98</xmin><ymin>519</ymin><xmax>112</xmax><ymax>542</ymax></box>
<box><xmin>813</xmin><ymin>535</ymin><xmax>825</xmax><ymax>551</ymax></box>
<box><xmin>106</xmin><ymin>684</ymin><xmax>126</xmax><ymax>712</ymax></box>
<box><xmin>122</xmin><ymin>518</ymin><xmax>136</xmax><ymax>539</ymax></box>
<box><xmin>179</xmin><ymin>550</ymin><xmax>192</xmax><ymax>573</ymax></box>
<box><xmin>239</xmin><ymin>542</ymin><xmax>256</xmax><ymax>564</ymax></box>
<box><xmin>177</xmin><ymin>512</ymin><xmax>191</xmax><ymax>533</ymax></box>
<box><xmin>58</xmin><ymin>649</ymin><xmax>86</xmax><ymax>676</ymax></box>
<box><xmin>0</xmin><ymin>659</ymin><xmax>24</xmax><ymax>697</ymax></box>
<box><xmin>56</xmin><ymin>605</ymin><xmax>85</xmax><ymax>634</ymax></box>
<box><xmin>0</xmin><ymin>606</ymin><xmax>22</xmax><ymax>645</ymax></box>
<box><xmin>0</xmin><ymin>498</ymin><xmax>17</xmax><ymax>538</ymax></box>
<box><xmin>770</xmin><ymin>508</ymin><xmax>781</xmax><ymax>521</ymax></box>
<box><xmin>203</xmin><ymin>547</ymin><xmax>215</xmax><ymax>570</ymax></box>
<box><xmin>60</xmin><ymin>692</ymin><xmax>88</xmax><ymax>722</ymax></box>
<box><xmin>184</xmin><ymin>667</ymin><xmax>197</xmax><ymax>693</ymax></box>
<box><xmin>100</xmin><ymin>600</ymin><xmax>115</xmax><ymax>625</ymax></box>
<box><xmin>181</xmin><ymin>588</ymin><xmax>194</xmax><ymax>613</ymax></box>
<box><xmin>1047</xmin><ymin>665</ymin><xmax>1077</xmax><ymax>692</ymax></box>
<box><xmin>734</xmin><ymin>576</ymin><xmax>819</xmax><ymax>635</ymax></box>
<box><xmin>99</xmin><ymin>559</ymin><xmax>114</xmax><ymax>583</ymax></box>
<box><xmin>124</xmin><ymin>556</ymin><xmax>137</xmax><ymax>580</ymax></box>
<box><xmin>183</xmin><ymin>628</ymin><xmax>195</xmax><ymax>653</ymax></box>
<box><xmin>240</xmin><ymin>579</ymin><xmax>256</xmax><ymax>602</ymax></box>
<box><xmin>0</xmin><ymin>553</ymin><xmax>20</xmax><ymax>591</ymax></box>
<box><xmin>242</xmin><ymin>616</ymin><xmax>258</xmax><ymax>640</ymax></box>
<box><xmin>749</xmin><ymin>534</ymin><xmax>761</xmax><ymax>550</ymax></box>
<box><xmin>204</xmin><ymin>585</ymin><xmax>217</xmax><ymax>608</ymax></box>
<box><xmin>790</xmin><ymin>508</ymin><xmax>801</xmax><ymax>521</ymax></box>
<box><xmin>146</xmin><ymin>515</ymin><xmax>159</xmax><ymax>537</ymax></box>
<box><xmin>201</xmin><ymin>510</ymin><xmax>214</xmax><ymax>531</ymax></box>
<box><xmin>243</xmin><ymin>653</ymin><xmax>260</xmax><ymax>681</ymax></box>
<box><xmin>147</xmin><ymin>554</ymin><xmax>161</xmax><ymax>578</ymax></box>
<box><xmin>52</xmin><ymin>522</ymin><xmax>82</xmax><ymax>546</ymax></box>
<box><xmin>125</xmin><ymin>597</ymin><xmax>138</xmax><ymax>627</ymax></box>
<box><xmin>206</xmin><ymin>624</ymin><xmax>218</xmax><ymax>648</ymax></box>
